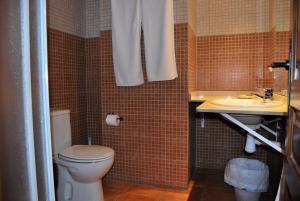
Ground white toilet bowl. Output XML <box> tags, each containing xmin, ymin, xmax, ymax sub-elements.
<box><xmin>50</xmin><ymin>110</ymin><xmax>115</xmax><ymax>201</ymax></box>
<box><xmin>54</xmin><ymin>145</ymin><xmax>114</xmax><ymax>201</ymax></box>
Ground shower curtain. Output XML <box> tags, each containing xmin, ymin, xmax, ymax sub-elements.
<box><xmin>0</xmin><ymin>0</ymin><xmax>55</xmax><ymax>201</ymax></box>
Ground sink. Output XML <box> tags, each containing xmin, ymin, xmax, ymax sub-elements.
<box><xmin>230</xmin><ymin>114</ymin><xmax>262</xmax><ymax>125</ymax></box>
<box><xmin>210</xmin><ymin>98</ymin><xmax>283</xmax><ymax>108</ymax></box>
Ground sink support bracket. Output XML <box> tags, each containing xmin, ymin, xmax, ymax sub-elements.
<box><xmin>220</xmin><ymin>113</ymin><xmax>284</xmax><ymax>154</ymax></box>
<box><xmin>259</xmin><ymin>124</ymin><xmax>278</xmax><ymax>137</ymax></box>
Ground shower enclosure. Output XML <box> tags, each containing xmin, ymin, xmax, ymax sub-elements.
<box><xmin>0</xmin><ymin>0</ymin><xmax>55</xmax><ymax>201</ymax></box>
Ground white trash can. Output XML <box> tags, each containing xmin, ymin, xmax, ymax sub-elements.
<box><xmin>224</xmin><ymin>158</ymin><xmax>269</xmax><ymax>201</ymax></box>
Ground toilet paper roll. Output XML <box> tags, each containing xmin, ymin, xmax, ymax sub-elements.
<box><xmin>106</xmin><ymin>114</ymin><xmax>120</xmax><ymax>126</ymax></box>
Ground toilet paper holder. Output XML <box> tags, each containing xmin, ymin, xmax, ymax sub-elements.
<box><xmin>107</xmin><ymin>113</ymin><xmax>123</xmax><ymax>121</ymax></box>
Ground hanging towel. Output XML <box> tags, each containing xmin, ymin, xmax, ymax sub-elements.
<box><xmin>111</xmin><ymin>0</ymin><xmax>144</xmax><ymax>86</ymax></box>
<box><xmin>111</xmin><ymin>0</ymin><xmax>178</xmax><ymax>86</ymax></box>
<box><xmin>141</xmin><ymin>0</ymin><xmax>178</xmax><ymax>82</ymax></box>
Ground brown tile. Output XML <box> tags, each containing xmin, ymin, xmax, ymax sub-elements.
<box><xmin>49</xmin><ymin>13</ymin><xmax>289</xmax><ymax>191</ymax></box>
<box><xmin>48</xmin><ymin>28</ymin><xmax>87</xmax><ymax>145</ymax></box>
<box><xmin>188</xmin><ymin>24</ymin><xmax>197</xmax><ymax>92</ymax></box>
<box><xmin>195</xmin><ymin>114</ymin><xmax>268</xmax><ymax>170</ymax></box>
<box><xmin>196</xmin><ymin>31</ymin><xmax>289</xmax><ymax>91</ymax></box>
<box><xmin>85</xmin><ymin>37</ymin><xmax>102</xmax><ymax>145</ymax></box>
<box><xmin>157</xmin><ymin>191</ymin><xmax>189</xmax><ymax>201</ymax></box>
<box><xmin>100</xmin><ymin>24</ymin><xmax>190</xmax><ymax>188</ymax></box>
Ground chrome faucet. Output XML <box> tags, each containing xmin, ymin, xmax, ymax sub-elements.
<box><xmin>251</xmin><ymin>87</ymin><xmax>273</xmax><ymax>101</ymax></box>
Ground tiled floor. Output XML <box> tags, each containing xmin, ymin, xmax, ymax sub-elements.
<box><xmin>103</xmin><ymin>168</ymin><xmax>273</xmax><ymax>201</ymax></box>
<box><xmin>103</xmin><ymin>180</ymin><xmax>191</xmax><ymax>201</ymax></box>
<box><xmin>188</xmin><ymin>169</ymin><xmax>272</xmax><ymax>201</ymax></box>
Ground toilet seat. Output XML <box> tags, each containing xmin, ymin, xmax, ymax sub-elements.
<box><xmin>59</xmin><ymin>145</ymin><xmax>114</xmax><ymax>163</ymax></box>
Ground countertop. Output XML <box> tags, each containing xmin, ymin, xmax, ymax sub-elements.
<box><xmin>190</xmin><ymin>91</ymin><xmax>288</xmax><ymax>116</ymax></box>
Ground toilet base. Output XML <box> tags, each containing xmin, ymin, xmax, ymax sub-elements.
<box><xmin>234</xmin><ymin>188</ymin><xmax>261</xmax><ymax>201</ymax></box>
<box><xmin>57</xmin><ymin>165</ymin><xmax>104</xmax><ymax>201</ymax></box>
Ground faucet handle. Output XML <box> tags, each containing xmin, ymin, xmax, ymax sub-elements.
<box><xmin>264</xmin><ymin>88</ymin><xmax>273</xmax><ymax>98</ymax></box>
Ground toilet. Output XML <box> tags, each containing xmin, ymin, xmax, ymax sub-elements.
<box><xmin>50</xmin><ymin>110</ymin><xmax>114</xmax><ymax>201</ymax></box>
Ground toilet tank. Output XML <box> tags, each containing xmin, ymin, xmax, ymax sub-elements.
<box><xmin>50</xmin><ymin>110</ymin><xmax>72</xmax><ymax>155</ymax></box>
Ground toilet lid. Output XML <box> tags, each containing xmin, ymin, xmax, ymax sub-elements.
<box><xmin>59</xmin><ymin>145</ymin><xmax>114</xmax><ymax>162</ymax></box>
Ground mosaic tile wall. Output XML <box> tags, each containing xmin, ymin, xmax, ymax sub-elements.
<box><xmin>48</xmin><ymin>35</ymin><xmax>101</xmax><ymax>145</ymax></box>
<box><xmin>192</xmin><ymin>0</ymin><xmax>290</xmax><ymax>170</ymax></box>
<box><xmin>99</xmin><ymin>24</ymin><xmax>190</xmax><ymax>189</ymax></box>
<box><xmin>48</xmin><ymin>29</ymin><xmax>87</xmax><ymax>145</ymax></box>
<box><xmin>189</xmin><ymin>102</ymin><xmax>197</xmax><ymax>178</ymax></box>
<box><xmin>47</xmin><ymin>0</ymin><xmax>191</xmax><ymax>187</ymax></box>
<box><xmin>187</xmin><ymin>3</ymin><xmax>197</xmax><ymax>177</ymax></box>
<box><xmin>47</xmin><ymin>0</ymin><xmax>85</xmax><ymax>37</ymax></box>
<box><xmin>196</xmin><ymin>32</ymin><xmax>272</xmax><ymax>90</ymax></box>
<box><xmin>195</xmin><ymin>0</ymin><xmax>290</xmax><ymax>91</ymax></box>
<box><xmin>195</xmin><ymin>20</ymin><xmax>290</xmax><ymax>90</ymax></box>
<box><xmin>188</xmin><ymin>0</ymin><xmax>197</xmax><ymax>34</ymax></box>
<box><xmin>195</xmin><ymin>114</ymin><xmax>268</xmax><ymax>169</ymax></box>
<box><xmin>96</xmin><ymin>0</ymin><xmax>194</xmax><ymax>189</ymax></box>
<box><xmin>269</xmin><ymin>0</ymin><xmax>291</xmax><ymax>91</ymax></box>
<box><xmin>48</xmin><ymin>0</ymin><xmax>101</xmax><ymax>145</ymax></box>
<box><xmin>197</xmin><ymin>0</ymin><xmax>269</xmax><ymax>37</ymax></box>
<box><xmin>48</xmin><ymin>0</ymin><xmax>101</xmax><ymax>38</ymax></box>
<box><xmin>85</xmin><ymin>38</ymin><xmax>102</xmax><ymax>145</ymax></box>
<box><xmin>188</xmin><ymin>0</ymin><xmax>197</xmax><ymax>92</ymax></box>
<box><xmin>85</xmin><ymin>0</ymin><xmax>101</xmax><ymax>38</ymax></box>
<box><xmin>188</xmin><ymin>28</ymin><xmax>197</xmax><ymax>92</ymax></box>
<box><xmin>47</xmin><ymin>0</ymin><xmax>290</xmax><ymax>187</ymax></box>
<box><xmin>269</xmin><ymin>31</ymin><xmax>290</xmax><ymax>91</ymax></box>
<box><xmin>273</xmin><ymin>0</ymin><xmax>290</xmax><ymax>32</ymax></box>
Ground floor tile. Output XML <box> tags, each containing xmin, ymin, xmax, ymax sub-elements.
<box><xmin>116</xmin><ymin>192</ymin><xmax>158</xmax><ymax>201</ymax></box>
<box><xmin>187</xmin><ymin>187</ymin><xmax>203</xmax><ymax>201</ymax></box>
<box><xmin>102</xmin><ymin>168</ymin><xmax>274</xmax><ymax>201</ymax></box>
<box><xmin>103</xmin><ymin>180</ymin><xmax>132</xmax><ymax>192</ymax></box>
<box><xmin>157</xmin><ymin>191</ymin><xmax>189</xmax><ymax>201</ymax></box>
<box><xmin>127</xmin><ymin>185</ymin><xmax>165</xmax><ymax>197</ymax></box>
<box><xmin>103</xmin><ymin>189</ymin><xmax>123</xmax><ymax>201</ymax></box>
<box><xmin>200</xmin><ymin>188</ymin><xmax>236</xmax><ymax>201</ymax></box>
<box><xmin>193</xmin><ymin>168</ymin><xmax>230</xmax><ymax>190</ymax></box>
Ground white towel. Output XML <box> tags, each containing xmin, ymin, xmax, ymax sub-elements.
<box><xmin>111</xmin><ymin>0</ymin><xmax>178</xmax><ymax>86</ymax></box>
<box><xmin>141</xmin><ymin>0</ymin><xmax>178</xmax><ymax>82</ymax></box>
<box><xmin>111</xmin><ymin>0</ymin><xmax>144</xmax><ymax>86</ymax></box>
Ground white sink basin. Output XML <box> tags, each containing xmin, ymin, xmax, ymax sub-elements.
<box><xmin>210</xmin><ymin>98</ymin><xmax>283</xmax><ymax>108</ymax></box>
<box><xmin>231</xmin><ymin>114</ymin><xmax>262</xmax><ymax>125</ymax></box>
